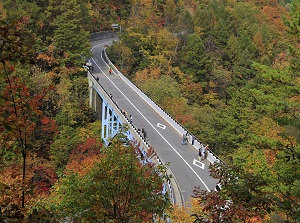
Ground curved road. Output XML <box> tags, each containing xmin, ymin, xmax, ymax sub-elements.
<box><xmin>90</xmin><ymin>38</ymin><xmax>218</xmax><ymax>205</ymax></box>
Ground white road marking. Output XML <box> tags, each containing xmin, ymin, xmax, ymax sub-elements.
<box><xmin>193</xmin><ymin>159</ymin><xmax>205</xmax><ymax>170</ymax></box>
<box><xmin>157</xmin><ymin>123</ymin><xmax>166</xmax><ymax>129</ymax></box>
<box><xmin>90</xmin><ymin>42</ymin><xmax>211</xmax><ymax>192</ymax></box>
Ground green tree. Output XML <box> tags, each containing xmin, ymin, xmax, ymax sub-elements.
<box><xmin>181</xmin><ymin>33</ymin><xmax>212</xmax><ymax>83</ymax></box>
<box><xmin>251</xmin><ymin>63</ymin><xmax>300</xmax><ymax>128</ymax></box>
<box><xmin>44</xmin><ymin>133</ymin><xmax>171</xmax><ymax>222</ymax></box>
<box><xmin>138</xmin><ymin>75</ymin><xmax>182</xmax><ymax>109</ymax></box>
<box><xmin>227</xmin><ymin>34</ymin><xmax>239</xmax><ymax>67</ymax></box>
<box><xmin>193</xmin><ymin>4</ymin><xmax>215</xmax><ymax>36</ymax></box>
<box><xmin>273</xmin><ymin>141</ymin><xmax>300</xmax><ymax>222</ymax></box>
<box><xmin>212</xmin><ymin>89</ymin><xmax>256</xmax><ymax>154</ymax></box>
<box><xmin>175</xmin><ymin>9</ymin><xmax>194</xmax><ymax>45</ymax></box>
<box><xmin>49</xmin><ymin>125</ymin><xmax>78</xmax><ymax>172</ymax></box>
<box><xmin>284</xmin><ymin>0</ymin><xmax>300</xmax><ymax>76</ymax></box>
<box><xmin>106</xmin><ymin>41</ymin><xmax>133</xmax><ymax>74</ymax></box>
<box><xmin>211</xmin><ymin>2</ymin><xmax>234</xmax><ymax>48</ymax></box>
<box><xmin>51</xmin><ymin>0</ymin><xmax>90</xmax><ymax>67</ymax></box>
<box><xmin>162</xmin><ymin>0</ymin><xmax>179</xmax><ymax>31</ymax></box>
<box><xmin>193</xmin><ymin>104</ymin><xmax>219</xmax><ymax>146</ymax></box>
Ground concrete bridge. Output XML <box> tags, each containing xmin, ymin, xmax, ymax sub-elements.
<box><xmin>87</xmin><ymin>37</ymin><xmax>221</xmax><ymax>206</ymax></box>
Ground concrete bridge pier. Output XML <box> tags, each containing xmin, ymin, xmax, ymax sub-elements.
<box><xmin>89</xmin><ymin>78</ymin><xmax>102</xmax><ymax>120</ymax></box>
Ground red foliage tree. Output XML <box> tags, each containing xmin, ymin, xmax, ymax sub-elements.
<box><xmin>66</xmin><ymin>138</ymin><xmax>103</xmax><ymax>175</ymax></box>
<box><xmin>0</xmin><ymin>70</ymin><xmax>54</xmax><ymax>208</ymax></box>
<box><xmin>33</xmin><ymin>116</ymin><xmax>58</xmax><ymax>159</ymax></box>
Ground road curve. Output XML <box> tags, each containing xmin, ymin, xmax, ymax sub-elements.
<box><xmin>90</xmin><ymin>38</ymin><xmax>218</xmax><ymax>205</ymax></box>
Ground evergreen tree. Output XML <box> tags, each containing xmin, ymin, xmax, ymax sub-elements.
<box><xmin>181</xmin><ymin>34</ymin><xmax>212</xmax><ymax>83</ymax></box>
<box><xmin>284</xmin><ymin>0</ymin><xmax>300</xmax><ymax>76</ymax></box>
<box><xmin>51</xmin><ymin>0</ymin><xmax>90</xmax><ymax>67</ymax></box>
<box><xmin>211</xmin><ymin>2</ymin><xmax>234</xmax><ymax>48</ymax></box>
<box><xmin>227</xmin><ymin>33</ymin><xmax>239</xmax><ymax>69</ymax></box>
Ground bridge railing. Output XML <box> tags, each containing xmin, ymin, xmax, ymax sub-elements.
<box><xmin>102</xmin><ymin>47</ymin><xmax>224</xmax><ymax>166</ymax></box>
<box><xmin>90</xmin><ymin>31</ymin><xmax>118</xmax><ymax>42</ymax></box>
<box><xmin>88</xmin><ymin>71</ymin><xmax>182</xmax><ymax>205</ymax></box>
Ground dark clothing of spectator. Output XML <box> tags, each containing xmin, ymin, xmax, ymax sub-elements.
<box><xmin>191</xmin><ymin>134</ymin><xmax>195</xmax><ymax>145</ymax></box>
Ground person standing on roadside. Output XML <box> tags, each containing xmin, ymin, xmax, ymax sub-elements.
<box><xmin>184</xmin><ymin>131</ymin><xmax>189</xmax><ymax>144</ymax></box>
<box><xmin>204</xmin><ymin>145</ymin><xmax>209</xmax><ymax>159</ymax></box>
<box><xmin>182</xmin><ymin>134</ymin><xmax>184</xmax><ymax>145</ymax></box>
<box><xmin>191</xmin><ymin>134</ymin><xmax>195</xmax><ymax>145</ymax></box>
<box><xmin>198</xmin><ymin>146</ymin><xmax>203</xmax><ymax>161</ymax></box>
<box><xmin>182</xmin><ymin>134</ymin><xmax>187</xmax><ymax>145</ymax></box>
<box><xmin>142</xmin><ymin>128</ymin><xmax>147</xmax><ymax>140</ymax></box>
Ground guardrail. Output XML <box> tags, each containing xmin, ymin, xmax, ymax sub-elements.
<box><xmin>102</xmin><ymin>47</ymin><xmax>224</xmax><ymax>166</ymax></box>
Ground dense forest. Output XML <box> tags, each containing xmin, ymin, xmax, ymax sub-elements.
<box><xmin>0</xmin><ymin>0</ymin><xmax>299</xmax><ymax>222</ymax></box>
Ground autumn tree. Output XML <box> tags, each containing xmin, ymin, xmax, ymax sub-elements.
<box><xmin>88</xmin><ymin>0</ymin><xmax>131</xmax><ymax>32</ymax></box>
<box><xmin>0</xmin><ymin>19</ymin><xmax>59</xmax><ymax>223</ymax></box>
<box><xmin>189</xmin><ymin>114</ymin><xmax>299</xmax><ymax>223</ymax></box>
<box><xmin>0</xmin><ymin>73</ymin><xmax>55</xmax><ymax>206</ymax></box>
<box><xmin>168</xmin><ymin>198</ymin><xmax>206</xmax><ymax>223</ymax></box>
<box><xmin>0</xmin><ymin>19</ymin><xmax>36</xmax><ymax>209</ymax></box>
<box><xmin>146</xmin><ymin>28</ymin><xmax>179</xmax><ymax>73</ymax></box>
<box><xmin>106</xmin><ymin>40</ymin><xmax>133</xmax><ymax>74</ymax></box>
<box><xmin>49</xmin><ymin>120</ymin><xmax>102</xmax><ymax>173</ymax></box>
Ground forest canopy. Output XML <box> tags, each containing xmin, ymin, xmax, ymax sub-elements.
<box><xmin>0</xmin><ymin>0</ymin><xmax>299</xmax><ymax>222</ymax></box>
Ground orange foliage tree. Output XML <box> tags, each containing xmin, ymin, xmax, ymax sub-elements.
<box><xmin>65</xmin><ymin>138</ymin><xmax>103</xmax><ymax>176</ymax></box>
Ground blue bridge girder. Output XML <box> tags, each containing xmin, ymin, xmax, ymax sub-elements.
<box><xmin>89</xmin><ymin>73</ymin><xmax>134</xmax><ymax>145</ymax></box>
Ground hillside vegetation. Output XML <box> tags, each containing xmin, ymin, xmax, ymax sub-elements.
<box><xmin>0</xmin><ymin>0</ymin><xmax>299</xmax><ymax>222</ymax></box>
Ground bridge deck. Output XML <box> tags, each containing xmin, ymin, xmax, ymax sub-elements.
<box><xmin>90</xmin><ymin>39</ymin><xmax>218</xmax><ymax>205</ymax></box>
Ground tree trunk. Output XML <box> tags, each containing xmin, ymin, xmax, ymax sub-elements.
<box><xmin>22</xmin><ymin>148</ymin><xmax>26</xmax><ymax>208</ymax></box>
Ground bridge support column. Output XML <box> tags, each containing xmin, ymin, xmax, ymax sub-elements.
<box><xmin>89</xmin><ymin>77</ymin><xmax>103</xmax><ymax>120</ymax></box>
<box><xmin>101</xmin><ymin>101</ymin><xmax>123</xmax><ymax>145</ymax></box>
<box><xmin>88</xmin><ymin>77</ymin><xmax>94</xmax><ymax>109</ymax></box>
<box><xmin>88</xmin><ymin>73</ymin><xmax>132</xmax><ymax>145</ymax></box>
